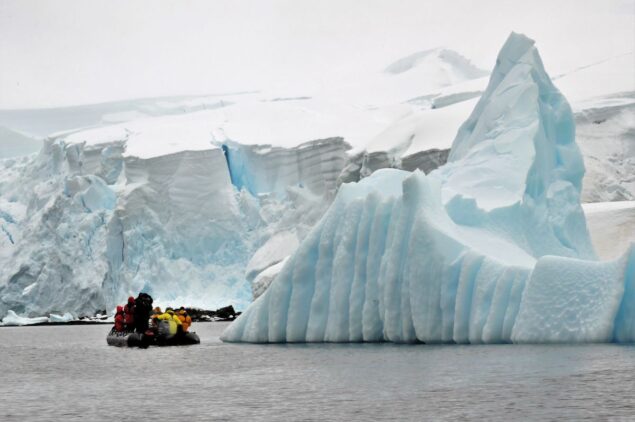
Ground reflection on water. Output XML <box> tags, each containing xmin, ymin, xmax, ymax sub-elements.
<box><xmin>1</xmin><ymin>322</ymin><xmax>634</xmax><ymax>421</ymax></box>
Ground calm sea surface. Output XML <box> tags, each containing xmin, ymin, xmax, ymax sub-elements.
<box><xmin>1</xmin><ymin>322</ymin><xmax>634</xmax><ymax>421</ymax></box>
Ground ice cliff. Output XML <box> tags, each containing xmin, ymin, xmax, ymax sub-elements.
<box><xmin>0</xmin><ymin>114</ymin><xmax>347</xmax><ymax>317</ymax></box>
<box><xmin>222</xmin><ymin>33</ymin><xmax>635</xmax><ymax>344</ymax></box>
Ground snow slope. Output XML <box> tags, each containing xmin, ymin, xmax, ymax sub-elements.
<box><xmin>584</xmin><ymin>201</ymin><xmax>635</xmax><ymax>260</ymax></box>
<box><xmin>0</xmin><ymin>126</ymin><xmax>42</xmax><ymax>159</ymax></box>
<box><xmin>577</xmin><ymin>101</ymin><xmax>635</xmax><ymax>202</ymax></box>
<box><xmin>0</xmin><ymin>93</ymin><xmax>249</xmax><ymax>138</ymax></box>
<box><xmin>222</xmin><ymin>33</ymin><xmax>634</xmax><ymax>344</ymax></box>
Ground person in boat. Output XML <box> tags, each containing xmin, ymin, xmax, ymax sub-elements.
<box><xmin>167</xmin><ymin>308</ymin><xmax>183</xmax><ymax>334</ymax></box>
<box><xmin>157</xmin><ymin>308</ymin><xmax>182</xmax><ymax>337</ymax></box>
<box><xmin>148</xmin><ymin>307</ymin><xmax>162</xmax><ymax>333</ymax></box>
<box><xmin>177</xmin><ymin>308</ymin><xmax>192</xmax><ymax>333</ymax></box>
<box><xmin>114</xmin><ymin>306</ymin><xmax>125</xmax><ymax>333</ymax></box>
<box><xmin>133</xmin><ymin>292</ymin><xmax>153</xmax><ymax>334</ymax></box>
<box><xmin>123</xmin><ymin>296</ymin><xmax>135</xmax><ymax>332</ymax></box>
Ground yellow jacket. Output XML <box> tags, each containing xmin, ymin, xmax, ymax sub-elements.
<box><xmin>157</xmin><ymin>312</ymin><xmax>182</xmax><ymax>323</ymax></box>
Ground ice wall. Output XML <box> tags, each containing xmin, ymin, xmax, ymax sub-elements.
<box><xmin>222</xmin><ymin>33</ymin><xmax>633</xmax><ymax>344</ymax></box>
<box><xmin>222</xmin><ymin>138</ymin><xmax>350</xmax><ymax>198</ymax></box>
<box><xmin>0</xmin><ymin>121</ymin><xmax>349</xmax><ymax>318</ymax></box>
<box><xmin>0</xmin><ymin>139</ymin><xmax>252</xmax><ymax>317</ymax></box>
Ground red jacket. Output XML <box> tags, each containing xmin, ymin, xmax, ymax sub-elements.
<box><xmin>114</xmin><ymin>306</ymin><xmax>125</xmax><ymax>332</ymax></box>
<box><xmin>124</xmin><ymin>303</ymin><xmax>135</xmax><ymax>327</ymax></box>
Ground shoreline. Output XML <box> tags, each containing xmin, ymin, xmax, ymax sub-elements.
<box><xmin>0</xmin><ymin>305</ymin><xmax>241</xmax><ymax>328</ymax></box>
<box><xmin>0</xmin><ymin>318</ymin><xmax>236</xmax><ymax>328</ymax></box>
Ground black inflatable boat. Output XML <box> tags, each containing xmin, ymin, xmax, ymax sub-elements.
<box><xmin>106</xmin><ymin>329</ymin><xmax>200</xmax><ymax>348</ymax></box>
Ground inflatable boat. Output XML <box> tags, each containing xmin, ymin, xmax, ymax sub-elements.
<box><xmin>106</xmin><ymin>330</ymin><xmax>149</xmax><ymax>348</ymax></box>
<box><xmin>106</xmin><ymin>328</ymin><xmax>200</xmax><ymax>348</ymax></box>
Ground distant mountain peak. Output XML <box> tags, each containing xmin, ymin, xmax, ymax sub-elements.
<box><xmin>384</xmin><ymin>48</ymin><xmax>488</xmax><ymax>80</ymax></box>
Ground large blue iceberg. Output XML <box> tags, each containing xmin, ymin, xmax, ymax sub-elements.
<box><xmin>222</xmin><ymin>33</ymin><xmax>635</xmax><ymax>344</ymax></box>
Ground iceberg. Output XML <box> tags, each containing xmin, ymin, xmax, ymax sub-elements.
<box><xmin>1</xmin><ymin>310</ymin><xmax>48</xmax><ymax>326</ymax></box>
<box><xmin>48</xmin><ymin>312</ymin><xmax>75</xmax><ymax>323</ymax></box>
<box><xmin>221</xmin><ymin>33</ymin><xmax>635</xmax><ymax>344</ymax></box>
<box><xmin>0</xmin><ymin>310</ymin><xmax>75</xmax><ymax>325</ymax></box>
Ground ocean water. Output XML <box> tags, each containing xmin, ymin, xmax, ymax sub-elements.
<box><xmin>1</xmin><ymin>322</ymin><xmax>634</xmax><ymax>421</ymax></box>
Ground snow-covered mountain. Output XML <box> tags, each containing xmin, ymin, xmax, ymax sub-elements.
<box><xmin>0</xmin><ymin>38</ymin><xmax>633</xmax><ymax>320</ymax></box>
<box><xmin>383</xmin><ymin>48</ymin><xmax>488</xmax><ymax>105</ymax></box>
<box><xmin>385</xmin><ymin>48</ymin><xmax>487</xmax><ymax>77</ymax></box>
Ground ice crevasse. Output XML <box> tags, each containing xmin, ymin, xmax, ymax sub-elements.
<box><xmin>222</xmin><ymin>33</ymin><xmax>635</xmax><ymax>344</ymax></box>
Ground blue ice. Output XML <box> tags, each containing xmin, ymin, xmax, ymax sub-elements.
<box><xmin>222</xmin><ymin>33</ymin><xmax>635</xmax><ymax>344</ymax></box>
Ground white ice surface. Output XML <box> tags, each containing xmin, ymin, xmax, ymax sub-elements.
<box><xmin>58</xmin><ymin>97</ymin><xmax>411</xmax><ymax>159</ymax></box>
<box><xmin>48</xmin><ymin>312</ymin><xmax>74</xmax><ymax>323</ymax></box>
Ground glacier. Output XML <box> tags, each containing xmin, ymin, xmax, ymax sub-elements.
<box><xmin>0</xmin><ymin>119</ymin><xmax>344</xmax><ymax>318</ymax></box>
<box><xmin>221</xmin><ymin>33</ymin><xmax>635</xmax><ymax>344</ymax></box>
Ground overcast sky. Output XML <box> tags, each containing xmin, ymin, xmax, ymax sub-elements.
<box><xmin>1</xmin><ymin>0</ymin><xmax>633</xmax><ymax>109</ymax></box>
